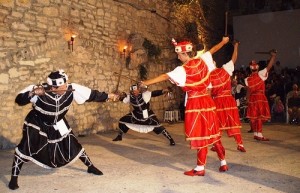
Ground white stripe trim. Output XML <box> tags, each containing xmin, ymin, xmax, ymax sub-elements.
<box><xmin>15</xmin><ymin>147</ymin><xmax>85</xmax><ymax>169</ymax></box>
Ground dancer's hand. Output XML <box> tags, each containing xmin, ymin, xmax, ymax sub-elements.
<box><xmin>118</xmin><ymin>92</ymin><xmax>127</xmax><ymax>101</ymax></box>
<box><xmin>107</xmin><ymin>93</ymin><xmax>119</xmax><ymax>102</ymax></box>
<box><xmin>30</xmin><ymin>85</ymin><xmax>45</xmax><ymax>96</ymax></box>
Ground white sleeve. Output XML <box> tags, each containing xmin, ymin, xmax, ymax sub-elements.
<box><xmin>71</xmin><ymin>83</ymin><xmax>92</xmax><ymax>104</ymax></box>
<box><xmin>223</xmin><ymin>60</ymin><xmax>234</xmax><ymax>76</ymax></box>
<box><xmin>245</xmin><ymin>78</ymin><xmax>249</xmax><ymax>86</ymax></box>
<box><xmin>142</xmin><ymin>91</ymin><xmax>151</xmax><ymax>103</ymax></box>
<box><xmin>236</xmin><ymin>84</ymin><xmax>244</xmax><ymax>93</ymax></box>
<box><xmin>122</xmin><ymin>95</ymin><xmax>130</xmax><ymax>104</ymax></box>
<box><xmin>18</xmin><ymin>84</ymin><xmax>38</xmax><ymax>103</ymax></box>
<box><xmin>200</xmin><ymin>52</ymin><xmax>216</xmax><ymax>72</ymax></box>
<box><xmin>166</xmin><ymin>66</ymin><xmax>186</xmax><ymax>87</ymax></box>
<box><xmin>207</xmin><ymin>82</ymin><xmax>212</xmax><ymax>88</ymax></box>
<box><xmin>19</xmin><ymin>84</ymin><xmax>35</xmax><ymax>94</ymax></box>
<box><xmin>258</xmin><ymin>68</ymin><xmax>268</xmax><ymax>81</ymax></box>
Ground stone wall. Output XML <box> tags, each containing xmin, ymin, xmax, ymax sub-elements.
<box><xmin>0</xmin><ymin>0</ymin><xmax>183</xmax><ymax>149</ymax></box>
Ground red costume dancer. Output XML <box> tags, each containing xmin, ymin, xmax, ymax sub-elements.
<box><xmin>141</xmin><ymin>37</ymin><xmax>229</xmax><ymax>176</ymax></box>
<box><xmin>210</xmin><ymin>41</ymin><xmax>246</xmax><ymax>152</ymax></box>
<box><xmin>245</xmin><ymin>50</ymin><xmax>277</xmax><ymax>141</ymax></box>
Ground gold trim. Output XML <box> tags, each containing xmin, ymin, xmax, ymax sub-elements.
<box><xmin>216</xmin><ymin>106</ymin><xmax>238</xmax><ymax>111</ymax></box>
<box><xmin>185</xmin><ymin>73</ymin><xmax>210</xmax><ymax>87</ymax></box>
<box><xmin>188</xmin><ymin>93</ymin><xmax>209</xmax><ymax>98</ymax></box>
<box><xmin>185</xmin><ymin>107</ymin><xmax>216</xmax><ymax>113</ymax></box>
<box><xmin>186</xmin><ymin>133</ymin><xmax>220</xmax><ymax>141</ymax></box>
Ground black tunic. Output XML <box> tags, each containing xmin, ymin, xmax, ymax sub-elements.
<box><xmin>15</xmin><ymin>83</ymin><xmax>108</xmax><ymax>168</ymax></box>
<box><xmin>119</xmin><ymin>90</ymin><xmax>164</xmax><ymax>133</ymax></box>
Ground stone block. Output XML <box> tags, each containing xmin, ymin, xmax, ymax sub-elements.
<box><xmin>43</xmin><ymin>7</ymin><xmax>59</xmax><ymax>17</ymax></box>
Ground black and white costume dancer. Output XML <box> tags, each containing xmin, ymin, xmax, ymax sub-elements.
<box><xmin>8</xmin><ymin>70</ymin><xmax>117</xmax><ymax>190</ymax></box>
<box><xmin>112</xmin><ymin>84</ymin><xmax>175</xmax><ymax>146</ymax></box>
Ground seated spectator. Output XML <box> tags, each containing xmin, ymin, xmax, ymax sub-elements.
<box><xmin>286</xmin><ymin>84</ymin><xmax>300</xmax><ymax>124</ymax></box>
<box><xmin>271</xmin><ymin>96</ymin><xmax>285</xmax><ymax>122</ymax></box>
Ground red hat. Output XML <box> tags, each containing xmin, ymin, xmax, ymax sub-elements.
<box><xmin>249</xmin><ymin>60</ymin><xmax>259</xmax><ymax>70</ymax></box>
<box><xmin>172</xmin><ymin>38</ymin><xmax>193</xmax><ymax>53</ymax></box>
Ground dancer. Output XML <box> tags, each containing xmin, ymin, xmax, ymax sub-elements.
<box><xmin>112</xmin><ymin>84</ymin><xmax>175</xmax><ymax>146</ymax></box>
<box><xmin>245</xmin><ymin>50</ymin><xmax>277</xmax><ymax>141</ymax></box>
<box><xmin>209</xmin><ymin>40</ymin><xmax>246</xmax><ymax>152</ymax></box>
<box><xmin>8</xmin><ymin>69</ymin><xmax>118</xmax><ymax>190</ymax></box>
<box><xmin>140</xmin><ymin>36</ymin><xmax>229</xmax><ymax>176</ymax></box>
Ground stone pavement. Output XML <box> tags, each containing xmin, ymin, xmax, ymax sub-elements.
<box><xmin>0</xmin><ymin>122</ymin><xmax>299</xmax><ymax>193</ymax></box>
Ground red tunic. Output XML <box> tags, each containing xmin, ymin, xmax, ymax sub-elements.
<box><xmin>167</xmin><ymin>52</ymin><xmax>221</xmax><ymax>150</ymax></box>
<box><xmin>183</xmin><ymin>59</ymin><xmax>220</xmax><ymax>149</ymax></box>
<box><xmin>210</xmin><ymin>63</ymin><xmax>241</xmax><ymax>136</ymax></box>
<box><xmin>245</xmin><ymin>69</ymin><xmax>271</xmax><ymax>120</ymax></box>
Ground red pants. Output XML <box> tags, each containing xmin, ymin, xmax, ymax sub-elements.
<box><xmin>221</xmin><ymin>131</ymin><xmax>243</xmax><ymax>145</ymax></box>
<box><xmin>250</xmin><ymin>119</ymin><xmax>263</xmax><ymax>132</ymax></box>
<box><xmin>196</xmin><ymin>140</ymin><xmax>225</xmax><ymax>166</ymax></box>
<box><xmin>234</xmin><ymin>134</ymin><xmax>243</xmax><ymax>145</ymax></box>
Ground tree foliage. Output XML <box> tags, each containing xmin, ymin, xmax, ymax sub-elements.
<box><xmin>168</xmin><ymin>0</ymin><xmax>229</xmax><ymax>65</ymax></box>
<box><xmin>142</xmin><ymin>38</ymin><xmax>161</xmax><ymax>59</ymax></box>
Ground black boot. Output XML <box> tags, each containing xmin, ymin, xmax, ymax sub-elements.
<box><xmin>79</xmin><ymin>151</ymin><xmax>102</xmax><ymax>175</ymax></box>
<box><xmin>112</xmin><ymin>133</ymin><xmax>123</xmax><ymax>141</ymax></box>
<box><xmin>8</xmin><ymin>176</ymin><xmax>19</xmax><ymax>190</ymax></box>
<box><xmin>169</xmin><ymin>138</ymin><xmax>175</xmax><ymax>146</ymax></box>
<box><xmin>162</xmin><ymin>129</ymin><xmax>175</xmax><ymax>146</ymax></box>
<box><xmin>8</xmin><ymin>153</ymin><xmax>27</xmax><ymax>190</ymax></box>
<box><xmin>88</xmin><ymin>165</ymin><xmax>103</xmax><ymax>175</ymax></box>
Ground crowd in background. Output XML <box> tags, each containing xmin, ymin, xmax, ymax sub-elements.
<box><xmin>232</xmin><ymin>61</ymin><xmax>300</xmax><ymax>125</ymax></box>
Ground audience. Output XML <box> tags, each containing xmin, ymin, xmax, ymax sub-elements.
<box><xmin>233</xmin><ymin>64</ymin><xmax>300</xmax><ymax>124</ymax></box>
<box><xmin>286</xmin><ymin>83</ymin><xmax>300</xmax><ymax>124</ymax></box>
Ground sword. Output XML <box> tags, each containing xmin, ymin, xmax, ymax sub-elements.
<box><xmin>255</xmin><ymin>51</ymin><xmax>271</xmax><ymax>54</ymax></box>
<box><xmin>225</xmin><ymin>11</ymin><xmax>228</xmax><ymax>36</ymax></box>
<box><xmin>113</xmin><ymin>72</ymin><xmax>137</xmax><ymax>82</ymax></box>
<box><xmin>113</xmin><ymin>72</ymin><xmax>148</xmax><ymax>93</ymax></box>
<box><xmin>45</xmin><ymin>89</ymin><xmax>75</xmax><ymax>93</ymax></box>
<box><xmin>255</xmin><ymin>49</ymin><xmax>277</xmax><ymax>55</ymax></box>
<box><xmin>31</xmin><ymin>87</ymin><xmax>75</xmax><ymax>96</ymax></box>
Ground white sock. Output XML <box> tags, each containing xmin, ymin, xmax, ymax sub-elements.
<box><xmin>257</xmin><ymin>132</ymin><xmax>263</xmax><ymax>137</ymax></box>
<box><xmin>220</xmin><ymin>160</ymin><xmax>227</xmax><ymax>166</ymax></box>
<box><xmin>194</xmin><ymin>165</ymin><xmax>204</xmax><ymax>171</ymax></box>
<box><xmin>254</xmin><ymin>132</ymin><xmax>258</xmax><ymax>136</ymax></box>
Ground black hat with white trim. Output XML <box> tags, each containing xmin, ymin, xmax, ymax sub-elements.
<box><xmin>47</xmin><ymin>69</ymin><xmax>68</xmax><ymax>86</ymax></box>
